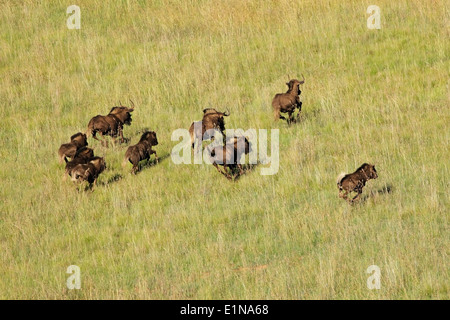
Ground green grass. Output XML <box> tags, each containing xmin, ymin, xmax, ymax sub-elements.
<box><xmin>0</xmin><ymin>0</ymin><xmax>448</xmax><ymax>299</ymax></box>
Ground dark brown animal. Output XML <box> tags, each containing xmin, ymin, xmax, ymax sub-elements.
<box><xmin>58</xmin><ymin>132</ymin><xmax>88</xmax><ymax>163</ymax></box>
<box><xmin>208</xmin><ymin>135</ymin><xmax>252</xmax><ymax>180</ymax></box>
<box><xmin>337</xmin><ymin>163</ymin><xmax>378</xmax><ymax>203</ymax></box>
<box><xmin>272</xmin><ymin>75</ymin><xmax>305</xmax><ymax>124</ymax></box>
<box><xmin>189</xmin><ymin>108</ymin><xmax>230</xmax><ymax>152</ymax></box>
<box><xmin>86</xmin><ymin>101</ymin><xmax>135</xmax><ymax>145</ymax></box>
<box><xmin>64</xmin><ymin>146</ymin><xmax>95</xmax><ymax>180</ymax></box>
<box><xmin>70</xmin><ymin>156</ymin><xmax>106</xmax><ymax>188</ymax></box>
<box><xmin>122</xmin><ymin>131</ymin><xmax>159</xmax><ymax>174</ymax></box>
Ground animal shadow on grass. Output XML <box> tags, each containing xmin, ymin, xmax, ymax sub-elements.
<box><xmin>100</xmin><ymin>173</ymin><xmax>123</xmax><ymax>186</ymax></box>
<box><xmin>73</xmin><ymin>174</ymin><xmax>123</xmax><ymax>191</ymax></box>
<box><xmin>231</xmin><ymin>163</ymin><xmax>259</xmax><ymax>181</ymax></box>
<box><xmin>359</xmin><ymin>184</ymin><xmax>394</xmax><ymax>204</ymax></box>
<box><xmin>135</xmin><ymin>153</ymin><xmax>170</xmax><ymax>175</ymax></box>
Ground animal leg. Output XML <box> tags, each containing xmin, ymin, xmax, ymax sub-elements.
<box><xmin>194</xmin><ymin>138</ymin><xmax>202</xmax><ymax>154</ymax></box>
<box><xmin>213</xmin><ymin>163</ymin><xmax>232</xmax><ymax>180</ymax></box>
<box><xmin>237</xmin><ymin>164</ymin><xmax>245</xmax><ymax>175</ymax></box>
<box><xmin>351</xmin><ymin>191</ymin><xmax>362</xmax><ymax>203</ymax></box>
<box><xmin>340</xmin><ymin>190</ymin><xmax>349</xmax><ymax>200</ymax></box>
<box><xmin>119</xmin><ymin>127</ymin><xmax>125</xmax><ymax>144</ymax></box>
<box><xmin>89</xmin><ymin>178</ymin><xmax>97</xmax><ymax>191</ymax></box>
<box><xmin>296</xmin><ymin>102</ymin><xmax>302</xmax><ymax>121</ymax></box>
<box><xmin>151</xmin><ymin>150</ymin><xmax>159</xmax><ymax>163</ymax></box>
<box><xmin>224</xmin><ymin>166</ymin><xmax>233</xmax><ymax>180</ymax></box>
<box><xmin>98</xmin><ymin>133</ymin><xmax>108</xmax><ymax>147</ymax></box>
<box><xmin>92</xmin><ymin>131</ymin><xmax>100</xmax><ymax>141</ymax></box>
<box><xmin>288</xmin><ymin>112</ymin><xmax>295</xmax><ymax>124</ymax></box>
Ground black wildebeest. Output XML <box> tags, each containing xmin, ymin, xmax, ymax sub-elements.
<box><xmin>122</xmin><ymin>131</ymin><xmax>159</xmax><ymax>174</ymax></box>
<box><xmin>337</xmin><ymin>163</ymin><xmax>378</xmax><ymax>203</ymax></box>
<box><xmin>58</xmin><ymin>132</ymin><xmax>88</xmax><ymax>163</ymax></box>
<box><xmin>70</xmin><ymin>156</ymin><xmax>106</xmax><ymax>188</ymax></box>
<box><xmin>272</xmin><ymin>75</ymin><xmax>305</xmax><ymax>124</ymax></box>
<box><xmin>208</xmin><ymin>135</ymin><xmax>252</xmax><ymax>180</ymax></box>
<box><xmin>86</xmin><ymin>101</ymin><xmax>135</xmax><ymax>146</ymax></box>
<box><xmin>189</xmin><ymin>108</ymin><xmax>230</xmax><ymax>152</ymax></box>
<box><xmin>64</xmin><ymin>146</ymin><xmax>95</xmax><ymax>180</ymax></box>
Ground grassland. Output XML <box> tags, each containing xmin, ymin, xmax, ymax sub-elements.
<box><xmin>0</xmin><ymin>0</ymin><xmax>448</xmax><ymax>299</ymax></box>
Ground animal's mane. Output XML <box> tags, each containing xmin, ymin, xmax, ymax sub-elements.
<box><xmin>203</xmin><ymin>108</ymin><xmax>219</xmax><ymax>115</ymax></box>
<box><xmin>139</xmin><ymin>131</ymin><xmax>150</xmax><ymax>143</ymax></box>
<box><xmin>356</xmin><ymin>163</ymin><xmax>370</xmax><ymax>172</ymax></box>
<box><xmin>70</xmin><ymin>132</ymin><xmax>83</xmax><ymax>140</ymax></box>
<box><xmin>109</xmin><ymin>106</ymin><xmax>124</xmax><ymax>113</ymax></box>
<box><xmin>89</xmin><ymin>156</ymin><xmax>103</xmax><ymax>163</ymax></box>
<box><xmin>286</xmin><ymin>80</ymin><xmax>301</xmax><ymax>94</ymax></box>
<box><xmin>139</xmin><ymin>131</ymin><xmax>156</xmax><ymax>143</ymax></box>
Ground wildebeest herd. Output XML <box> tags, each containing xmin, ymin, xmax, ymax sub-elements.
<box><xmin>58</xmin><ymin>76</ymin><xmax>377</xmax><ymax>202</ymax></box>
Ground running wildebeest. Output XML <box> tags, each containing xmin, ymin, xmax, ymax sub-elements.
<box><xmin>208</xmin><ymin>135</ymin><xmax>252</xmax><ymax>180</ymax></box>
<box><xmin>58</xmin><ymin>132</ymin><xmax>88</xmax><ymax>163</ymax></box>
<box><xmin>272</xmin><ymin>75</ymin><xmax>305</xmax><ymax>124</ymax></box>
<box><xmin>337</xmin><ymin>163</ymin><xmax>378</xmax><ymax>203</ymax></box>
<box><xmin>70</xmin><ymin>156</ymin><xmax>106</xmax><ymax>188</ymax></box>
<box><xmin>64</xmin><ymin>146</ymin><xmax>95</xmax><ymax>180</ymax></box>
<box><xmin>122</xmin><ymin>131</ymin><xmax>159</xmax><ymax>174</ymax></box>
<box><xmin>86</xmin><ymin>100</ymin><xmax>135</xmax><ymax>146</ymax></box>
<box><xmin>189</xmin><ymin>108</ymin><xmax>230</xmax><ymax>152</ymax></box>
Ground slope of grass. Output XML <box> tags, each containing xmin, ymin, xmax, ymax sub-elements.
<box><xmin>0</xmin><ymin>0</ymin><xmax>448</xmax><ymax>299</ymax></box>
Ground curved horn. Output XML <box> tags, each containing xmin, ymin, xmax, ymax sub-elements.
<box><xmin>129</xmin><ymin>98</ymin><xmax>135</xmax><ymax>108</ymax></box>
<box><xmin>223</xmin><ymin>107</ymin><xmax>230</xmax><ymax>116</ymax></box>
<box><xmin>119</xmin><ymin>100</ymin><xmax>123</xmax><ymax>106</ymax></box>
<box><xmin>287</xmin><ymin>74</ymin><xmax>291</xmax><ymax>81</ymax></box>
<box><xmin>299</xmin><ymin>74</ymin><xmax>305</xmax><ymax>84</ymax></box>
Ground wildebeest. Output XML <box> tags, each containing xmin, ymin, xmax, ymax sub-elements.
<box><xmin>337</xmin><ymin>163</ymin><xmax>378</xmax><ymax>203</ymax></box>
<box><xmin>189</xmin><ymin>108</ymin><xmax>230</xmax><ymax>152</ymax></box>
<box><xmin>272</xmin><ymin>75</ymin><xmax>305</xmax><ymax>124</ymax></box>
<box><xmin>58</xmin><ymin>132</ymin><xmax>88</xmax><ymax>163</ymax></box>
<box><xmin>70</xmin><ymin>156</ymin><xmax>106</xmax><ymax>188</ymax></box>
<box><xmin>64</xmin><ymin>146</ymin><xmax>95</xmax><ymax>180</ymax></box>
<box><xmin>86</xmin><ymin>101</ymin><xmax>135</xmax><ymax>145</ymax></box>
<box><xmin>122</xmin><ymin>131</ymin><xmax>159</xmax><ymax>174</ymax></box>
<box><xmin>208</xmin><ymin>135</ymin><xmax>252</xmax><ymax>180</ymax></box>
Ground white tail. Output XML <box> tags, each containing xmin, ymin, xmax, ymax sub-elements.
<box><xmin>336</xmin><ymin>172</ymin><xmax>346</xmax><ymax>187</ymax></box>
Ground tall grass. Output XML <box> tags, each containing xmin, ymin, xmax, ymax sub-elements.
<box><xmin>0</xmin><ymin>0</ymin><xmax>448</xmax><ymax>299</ymax></box>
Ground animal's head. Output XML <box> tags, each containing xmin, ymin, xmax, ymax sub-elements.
<box><xmin>203</xmin><ymin>108</ymin><xmax>230</xmax><ymax>132</ymax></box>
<box><xmin>141</xmin><ymin>131</ymin><xmax>158</xmax><ymax>146</ymax></box>
<box><xmin>70</xmin><ymin>132</ymin><xmax>88</xmax><ymax>147</ymax></box>
<box><xmin>109</xmin><ymin>100</ymin><xmax>135</xmax><ymax>125</ymax></box>
<box><xmin>361</xmin><ymin>163</ymin><xmax>378</xmax><ymax>180</ymax></box>
<box><xmin>90</xmin><ymin>156</ymin><xmax>106</xmax><ymax>173</ymax></box>
<box><xmin>286</xmin><ymin>74</ymin><xmax>305</xmax><ymax>94</ymax></box>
